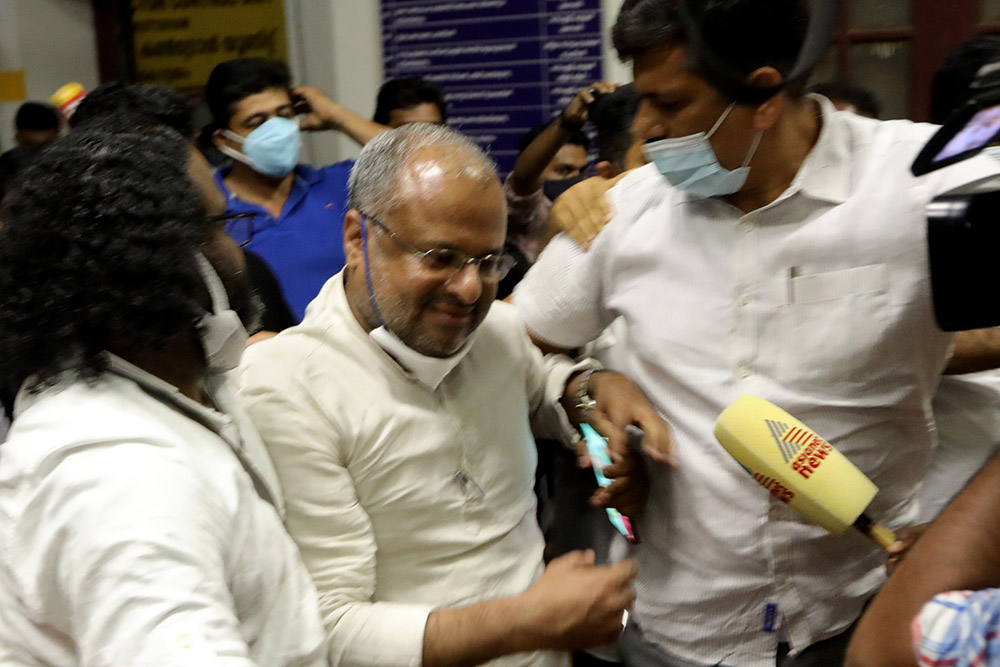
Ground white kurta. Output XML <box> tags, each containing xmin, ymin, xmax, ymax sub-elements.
<box><xmin>238</xmin><ymin>273</ymin><xmax>582</xmax><ymax>667</ymax></box>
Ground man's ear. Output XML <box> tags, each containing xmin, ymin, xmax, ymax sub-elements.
<box><xmin>212</xmin><ymin>127</ymin><xmax>232</xmax><ymax>149</ymax></box>
<box><xmin>746</xmin><ymin>66</ymin><xmax>784</xmax><ymax>131</ymax></box>
<box><xmin>594</xmin><ymin>160</ymin><xmax>620</xmax><ymax>179</ymax></box>
<box><xmin>343</xmin><ymin>209</ymin><xmax>366</xmax><ymax>270</ymax></box>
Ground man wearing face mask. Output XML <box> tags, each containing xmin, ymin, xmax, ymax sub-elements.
<box><xmin>0</xmin><ymin>127</ymin><xmax>328</xmax><ymax>664</ymax></box>
<box><xmin>513</xmin><ymin>1</ymin><xmax>1000</xmax><ymax>666</ymax></box>
<box><xmin>206</xmin><ymin>57</ymin><xmax>387</xmax><ymax>321</ymax></box>
<box><xmin>237</xmin><ymin>123</ymin><xmax>675</xmax><ymax>667</ymax></box>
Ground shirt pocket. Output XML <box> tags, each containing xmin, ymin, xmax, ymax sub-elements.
<box><xmin>778</xmin><ymin>264</ymin><xmax>895</xmax><ymax>387</ymax></box>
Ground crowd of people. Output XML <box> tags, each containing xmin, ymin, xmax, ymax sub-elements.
<box><xmin>3</xmin><ymin>1</ymin><xmax>1000</xmax><ymax>666</ymax></box>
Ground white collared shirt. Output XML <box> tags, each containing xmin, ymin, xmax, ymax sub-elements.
<box><xmin>237</xmin><ymin>273</ymin><xmax>583</xmax><ymax>667</ymax></box>
<box><xmin>513</xmin><ymin>97</ymin><xmax>1000</xmax><ymax>666</ymax></box>
<box><xmin>0</xmin><ymin>356</ymin><xmax>327</xmax><ymax>666</ymax></box>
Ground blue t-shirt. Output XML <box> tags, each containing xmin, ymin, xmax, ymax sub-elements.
<box><xmin>215</xmin><ymin>161</ymin><xmax>351</xmax><ymax>321</ymax></box>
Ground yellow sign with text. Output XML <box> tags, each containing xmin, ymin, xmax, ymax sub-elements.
<box><xmin>131</xmin><ymin>0</ymin><xmax>287</xmax><ymax>91</ymax></box>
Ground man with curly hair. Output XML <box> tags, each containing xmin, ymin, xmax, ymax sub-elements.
<box><xmin>0</xmin><ymin>127</ymin><xmax>328</xmax><ymax>665</ymax></box>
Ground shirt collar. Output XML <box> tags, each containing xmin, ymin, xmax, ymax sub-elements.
<box><xmin>787</xmin><ymin>94</ymin><xmax>852</xmax><ymax>205</ymax></box>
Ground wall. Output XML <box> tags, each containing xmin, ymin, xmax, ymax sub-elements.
<box><xmin>0</xmin><ymin>0</ymin><xmax>100</xmax><ymax>150</ymax></box>
<box><xmin>288</xmin><ymin>0</ymin><xmax>631</xmax><ymax>166</ymax></box>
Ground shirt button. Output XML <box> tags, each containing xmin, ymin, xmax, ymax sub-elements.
<box><xmin>737</xmin><ymin>365</ymin><xmax>751</xmax><ymax>380</ymax></box>
<box><xmin>739</xmin><ymin>221</ymin><xmax>753</xmax><ymax>234</ymax></box>
<box><xmin>740</xmin><ymin>294</ymin><xmax>751</xmax><ymax>307</ymax></box>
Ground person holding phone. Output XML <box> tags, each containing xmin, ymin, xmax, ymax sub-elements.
<box><xmin>207</xmin><ymin>58</ymin><xmax>388</xmax><ymax>321</ymax></box>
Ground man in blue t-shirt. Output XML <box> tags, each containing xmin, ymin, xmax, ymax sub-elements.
<box><xmin>206</xmin><ymin>58</ymin><xmax>387</xmax><ymax>321</ymax></box>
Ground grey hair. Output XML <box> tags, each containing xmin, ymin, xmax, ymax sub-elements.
<box><xmin>348</xmin><ymin>122</ymin><xmax>498</xmax><ymax>219</ymax></box>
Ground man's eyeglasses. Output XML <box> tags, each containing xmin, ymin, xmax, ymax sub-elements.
<box><xmin>209</xmin><ymin>211</ymin><xmax>257</xmax><ymax>247</ymax></box>
<box><xmin>366</xmin><ymin>216</ymin><xmax>516</xmax><ymax>281</ymax></box>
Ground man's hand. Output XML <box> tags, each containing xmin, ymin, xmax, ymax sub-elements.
<box><xmin>886</xmin><ymin>522</ymin><xmax>932</xmax><ymax>573</ymax></box>
<box><xmin>561</xmin><ymin>82</ymin><xmax>619</xmax><ymax>127</ymax></box>
<box><xmin>517</xmin><ymin>550</ymin><xmax>637</xmax><ymax>650</ymax></box>
<box><xmin>564</xmin><ymin>370</ymin><xmax>675</xmax><ymax>466</ymax></box>
<box><xmin>291</xmin><ymin>86</ymin><xmax>387</xmax><ymax>146</ymax></box>
<box><xmin>575</xmin><ymin>436</ymin><xmax>649</xmax><ymax>518</ymax></box>
<box><xmin>291</xmin><ymin>86</ymin><xmax>343</xmax><ymax>132</ymax></box>
<box><xmin>550</xmin><ymin>174</ymin><xmax>626</xmax><ymax>248</ymax></box>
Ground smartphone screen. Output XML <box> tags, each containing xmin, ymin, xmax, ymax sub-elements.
<box><xmin>934</xmin><ymin>104</ymin><xmax>1000</xmax><ymax>162</ymax></box>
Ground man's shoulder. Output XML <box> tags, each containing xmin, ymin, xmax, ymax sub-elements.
<box><xmin>606</xmin><ymin>164</ymin><xmax>674</xmax><ymax>227</ymax></box>
<box><xmin>3</xmin><ymin>378</ymin><xmax>213</xmax><ymax>488</ymax></box>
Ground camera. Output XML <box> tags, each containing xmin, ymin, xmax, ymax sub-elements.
<box><xmin>913</xmin><ymin>62</ymin><xmax>1000</xmax><ymax>331</ymax></box>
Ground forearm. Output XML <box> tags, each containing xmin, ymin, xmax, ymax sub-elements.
<box><xmin>423</xmin><ymin>595</ymin><xmax>541</xmax><ymax>667</ymax></box>
<box><xmin>316</xmin><ymin>102</ymin><xmax>387</xmax><ymax>146</ymax></box>
<box><xmin>847</xmin><ymin>451</ymin><xmax>1000</xmax><ymax>666</ymax></box>
<box><xmin>944</xmin><ymin>328</ymin><xmax>1000</xmax><ymax>374</ymax></box>
<box><xmin>509</xmin><ymin>121</ymin><xmax>574</xmax><ymax>195</ymax></box>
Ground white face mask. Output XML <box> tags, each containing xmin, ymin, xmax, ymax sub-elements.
<box><xmin>643</xmin><ymin>102</ymin><xmax>764</xmax><ymax>198</ymax></box>
<box><xmin>193</xmin><ymin>253</ymin><xmax>249</xmax><ymax>372</ymax></box>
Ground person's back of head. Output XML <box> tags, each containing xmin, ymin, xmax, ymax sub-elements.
<box><xmin>70</xmin><ymin>81</ymin><xmax>194</xmax><ymax>137</ymax></box>
<box><xmin>0</xmin><ymin>128</ymin><xmax>207</xmax><ymax>395</ymax></box>
<box><xmin>808</xmin><ymin>79</ymin><xmax>881</xmax><ymax>118</ymax></box>
<box><xmin>205</xmin><ymin>58</ymin><xmax>292</xmax><ymax>130</ymax></box>
<box><xmin>591</xmin><ymin>84</ymin><xmax>640</xmax><ymax>174</ymax></box>
<box><xmin>373</xmin><ymin>78</ymin><xmax>448</xmax><ymax>127</ymax></box>
<box><xmin>613</xmin><ymin>0</ymin><xmax>811</xmax><ymax>99</ymax></box>
<box><xmin>931</xmin><ymin>36</ymin><xmax>1000</xmax><ymax>124</ymax></box>
<box><xmin>13</xmin><ymin>102</ymin><xmax>60</xmax><ymax>149</ymax></box>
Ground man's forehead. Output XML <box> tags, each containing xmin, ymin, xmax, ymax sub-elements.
<box><xmin>398</xmin><ymin>147</ymin><xmax>496</xmax><ymax>193</ymax></box>
<box><xmin>632</xmin><ymin>44</ymin><xmax>700</xmax><ymax>93</ymax></box>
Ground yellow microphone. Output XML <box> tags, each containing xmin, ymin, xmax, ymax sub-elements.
<box><xmin>714</xmin><ymin>394</ymin><xmax>895</xmax><ymax>551</ymax></box>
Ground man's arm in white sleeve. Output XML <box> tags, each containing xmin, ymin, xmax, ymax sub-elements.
<box><xmin>513</xmin><ymin>230</ymin><xmax>611</xmax><ymax>352</ymax></box>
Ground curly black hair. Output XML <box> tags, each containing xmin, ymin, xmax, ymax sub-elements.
<box><xmin>0</xmin><ymin>128</ymin><xmax>209</xmax><ymax>396</ymax></box>
<box><xmin>70</xmin><ymin>81</ymin><xmax>194</xmax><ymax>136</ymax></box>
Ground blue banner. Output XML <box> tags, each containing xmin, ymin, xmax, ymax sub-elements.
<box><xmin>382</xmin><ymin>0</ymin><xmax>603</xmax><ymax>175</ymax></box>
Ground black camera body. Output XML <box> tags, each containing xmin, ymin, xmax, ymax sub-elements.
<box><xmin>914</xmin><ymin>62</ymin><xmax>1000</xmax><ymax>331</ymax></box>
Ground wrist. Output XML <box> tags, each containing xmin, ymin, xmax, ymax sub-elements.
<box><xmin>504</xmin><ymin>593</ymin><xmax>548</xmax><ymax>652</ymax></box>
<box><xmin>564</xmin><ymin>368</ymin><xmax>607</xmax><ymax>422</ymax></box>
<box><xmin>558</xmin><ymin>109</ymin><xmax>585</xmax><ymax>131</ymax></box>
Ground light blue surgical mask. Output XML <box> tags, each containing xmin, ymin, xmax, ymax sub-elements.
<box><xmin>221</xmin><ymin>116</ymin><xmax>301</xmax><ymax>178</ymax></box>
<box><xmin>643</xmin><ymin>102</ymin><xmax>763</xmax><ymax>198</ymax></box>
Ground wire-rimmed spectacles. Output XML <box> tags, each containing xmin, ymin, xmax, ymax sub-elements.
<box><xmin>366</xmin><ymin>216</ymin><xmax>516</xmax><ymax>281</ymax></box>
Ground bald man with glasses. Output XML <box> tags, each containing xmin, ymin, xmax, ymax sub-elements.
<box><xmin>238</xmin><ymin>124</ymin><xmax>672</xmax><ymax>667</ymax></box>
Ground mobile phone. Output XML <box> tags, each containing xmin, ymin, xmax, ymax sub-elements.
<box><xmin>581</xmin><ymin>423</ymin><xmax>638</xmax><ymax>544</ymax></box>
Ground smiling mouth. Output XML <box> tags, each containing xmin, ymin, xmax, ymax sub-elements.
<box><xmin>430</xmin><ymin>303</ymin><xmax>474</xmax><ymax>323</ymax></box>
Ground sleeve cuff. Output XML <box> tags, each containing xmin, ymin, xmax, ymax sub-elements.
<box><xmin>327</xmin><ymin>602</ymin><xmax>434</xmax><ymax>667</ymax></box>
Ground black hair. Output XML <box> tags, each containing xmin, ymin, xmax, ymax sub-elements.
<box><xmin>373</xmin><ymin>77</ymin><xmax>448</xmax><ymax>125</ymax></box>
<box><xmin>591</xmin><ymin>84</ymin><xmax>640</xmax><ymax>170</ymax></box>
<box><xmin>0</xmin><ymin>129</ymin><xmax>207</xmax><ymax>395</ymax></box>
<box><xmin>517</xmin><ymin>121</ymin><xmax>590</xmax><ymax>154</ymax></box>
<box><xmin>205</xmin><ymin>58</ymin><xmax>292</xmax><ymax>128</ymax></box>
<box><xmin>14</xmin><ymin>102</ymin><xmax>59</xmax><ymax>132</ymax></box>
<box><xmin>612</xmin><ymin>0</ymin><xmax>811</xmax><ymax>98</ymax></box>
<box><xmin>930</xmin><ymin>36</ymin><xmax>1000</xmax><ymax>125</ymax></box>
<box><xmin>70</xmin><ymin>81</ymin><xmax>194</xmax><ymax>136</ymax></box>
<box><xmin>808</xmin><ymin>79</ymin><xmax>882</xmax><ymax>119</ymax></box>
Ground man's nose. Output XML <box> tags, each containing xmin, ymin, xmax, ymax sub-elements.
<box><xmin>445</xmin><ymin>263</ymin><xmax>484</xmax><ymax>304</ymax></box>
